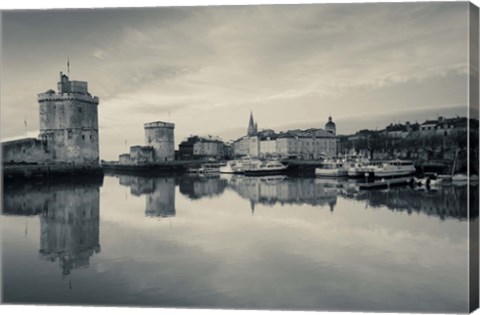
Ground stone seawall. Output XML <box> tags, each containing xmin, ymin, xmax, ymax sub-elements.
<box><xmin>3</xmin><ymin>164</ymin><xmax>103</xmax><ymax>180</ymax></box>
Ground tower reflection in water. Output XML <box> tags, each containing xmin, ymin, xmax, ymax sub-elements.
<box><xmin>117</xmin><ymin>175</ymin><xmax>176</xmax><ymax>218</ymax></box>
<box><xmin>3</xmin><ymin>177</ymin><xmax>103</xmax><ymax>276</ymax></box>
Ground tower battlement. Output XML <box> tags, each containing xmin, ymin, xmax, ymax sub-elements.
<box><xmin>144</xmin><ymin>121</ymin><xmax>175</xmax><ymax>129</ymax></box>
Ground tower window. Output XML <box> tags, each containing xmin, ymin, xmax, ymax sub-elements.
<box><xmin>79</xmin><ymin>107</ymin><xmax>82</xmax><ymax>113</ymax></box>
<box><xmin>82</xmin><ymin>135</ymin><xmax>85</xmax><ymax>140</ymax></box>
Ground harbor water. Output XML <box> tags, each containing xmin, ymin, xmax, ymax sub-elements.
<box><xmin>2</xmin><ymin>173</ymin><xmax>477</xmax><ymax>312</ymax></box>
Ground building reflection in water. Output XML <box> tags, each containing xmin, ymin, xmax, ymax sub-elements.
<box><xmin>179</xmin><ymin>174</ymin><xmax>228</xmax><ymax>200</ymax></box>
<box><xmin>341</xmin><ymin>183</ymin><xmax>475</xmax><ymax>220</ymax></box>
<box><xmin>3</xmin><ymin>177</ymin><xmax>103</xmax><ymax>276</ymax></box>
<box><xmin>117</xmin><ymin>175</ymin><xmax>176</xmax><ymax>218</ymax></box>
<box><xmin>227</xmin><ymin>175</ymin><xmax>339</xmax><ymax>212</ymax></box>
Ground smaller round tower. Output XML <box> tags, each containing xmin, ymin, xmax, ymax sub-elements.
<box><xmin>144</xmin><ymin>121</ymin><xmax>175</xmax><ymax>162</ymax></box>
<box><xmin>325</xmin><ymin>116</ymin><xmax>336</xmax><ymax>136</ymax></box>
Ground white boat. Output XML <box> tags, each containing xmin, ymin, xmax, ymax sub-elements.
<box><xmin>244</xmin><ymin>160</ymin><xmax>287</xmax><ymax>176</ymax></box>
<box><xmin>373</xmin><ymin>160</ymin><xmax>416</xmax><ymax>178</ymax></box>
<box><xmin>346</xmin><ymin>157</ymin><xmax>371</xmax><ymax>177</ymax></box>
<box><xmin>219</xmin><ymin>159</ymin><xmax>263</xmax><ymax>174</ymax></box>
<box><xmin>219</xmin><ymin>160</ymin><xmax>244</xmax><ymax>174</ymax></box>
<box><xmin>315</xmin><ymin>159</ymin><xmax>348</xmax><ymax>177</ymax></box>
<box><xmin>187</xmin><ymin>163</ymin><xmax>220</xmax><ymax>174</ymax></box>
<box><xmin>414</xmin><ymin>177</ymin><xmax>440</xmax><ymax>187</ymax></box>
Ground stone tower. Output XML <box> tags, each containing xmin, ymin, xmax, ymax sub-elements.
<box><xmin>37</xmin><ymin>72</ymin><xmax>100</xmax><ymax>164</ymax></box>
<box><xmin>325</xmin><ymin>115</ymin><xmax>336</xmax><ymax>136</ymax></box>
<box><xmin>144</xmin><ymin>121</ymin><xmax>175</xmax><ymax>162</ymax></box>
<box><xmin>247</xmin><ymin>111</ymin><xmax>257</xmax><ymax>136</ymax></box>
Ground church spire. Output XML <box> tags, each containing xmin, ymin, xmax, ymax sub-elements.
<box><xmin>248</xmin><ymin>111</ymin><xmax>256</xmax><ymax>136</ymax></box>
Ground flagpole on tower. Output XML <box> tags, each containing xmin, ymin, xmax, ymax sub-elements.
<box><xmin>67</xmin><ymin>57</ymin><xmax>70</xmax><ymax>77</ymax></box>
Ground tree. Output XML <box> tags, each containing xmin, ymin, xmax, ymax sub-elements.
<box><xmin>408</xmin><ymin>131</ymin><xmax>422</xmax><ymax>159</ymax></box>
<box><xmin>422</xmin><ymin>133</ymin><xmax>443</xmax><ymax>160</ymax></box>
<box><xmin>354</xmin><ymin>131</ymin><xmax>384</xmax><ymax>159</ymax></box>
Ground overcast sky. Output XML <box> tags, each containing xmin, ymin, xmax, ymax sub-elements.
<box><xmin>1</xmin><ymin>2</ymin><xmax>473</xmax><ymax>160</ymax></box>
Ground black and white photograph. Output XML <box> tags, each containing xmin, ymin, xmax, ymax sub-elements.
<box><xmin>1</xmin><ymin>1</ymin><xmax>479</xmax><ymax>314</ymax></box>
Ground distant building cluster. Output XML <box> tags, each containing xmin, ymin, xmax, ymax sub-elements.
<box><xmin>118</xmin><ymin>121</ymin><xmax>175</xmax><ymax>165</ymax></box>
<box><xmin>2</xmin><ymin>72</ymin><xmax>100</xmax><ymax>165</ymax></box>
<box><xmin>337</xmin><ymin>115</ymin><xmax>477</xmax><ymax>168</ymax></box>
<box><xmin>418</xmin><ymin>116</ymin><xmax>469</xmax><ymax>136</ymax></box>
<box><xmin>232</xmin><ymin>112</ymin><xmax>337</xmax><ymax>159</ymax></box>
<box><xmin>176</xmin><ymin>112</ymin><xmax>337</xmax><ymax>161</ymax></box>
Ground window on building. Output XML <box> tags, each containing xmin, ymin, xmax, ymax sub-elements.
<box><xmin>82</xmin><ymin>135</ymin><xmax>85</xmax><ymax>140</ymax></box>
<box><xmin>79</xmin><ymin>107</ymin><xmax>82</xmax><ymax>113</ymax></box>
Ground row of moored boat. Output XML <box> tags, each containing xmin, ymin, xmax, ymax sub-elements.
<box><xmin>315</xmin><ymin>158</ymin><xmax>416</xmax><ymax>179</ymax></box>
<box><xmin>187</xmin><ymin>159</ymin><xmax>287</xmax><ymax>176</ymax></box>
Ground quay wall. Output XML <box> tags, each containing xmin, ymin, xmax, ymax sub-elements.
<box><xmin>2</xmin><ymin>138</ymin><xmax>51</xmax><ymax>164</ymax></box>
<box><xmin>3</xmin><ymin>164</ymin><xmax>103</xmax><ymax>180</ymax></box>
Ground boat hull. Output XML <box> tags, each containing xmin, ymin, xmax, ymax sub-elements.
<box><xmin>219</xmin><ymin>166</ymin><xmax>243</xmax><ymax>174</ymax></box>
<box><xmin>374</xmin><ymin>169</ymin><xmax>415</xmax><ymax>178</ymax></box>
<box><xmin>244</xmin><ymin>168</ymin><xmax>286</xmax><ymax>176</ymax></box>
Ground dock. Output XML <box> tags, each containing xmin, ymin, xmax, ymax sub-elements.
<box><xmin>102</xmin><ymin>160</ymin><xmax>201</xmax><ymax>174</ymax></box>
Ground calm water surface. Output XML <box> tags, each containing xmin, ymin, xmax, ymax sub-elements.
<box><xmin>2</xmin><ymin>173</ymin><xmax>477</xmax><ymax>312</ymax></box>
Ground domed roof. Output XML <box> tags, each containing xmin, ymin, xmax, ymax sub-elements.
<box><xmin>325</xmin><ymin>116</ymin><xmax>336</xmax><ymax>129</ymax></box>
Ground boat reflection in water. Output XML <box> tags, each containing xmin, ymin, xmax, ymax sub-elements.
<box><xmin>340</xmin><ymin>179</ymin><xmax>476</xmax><ymax>220</ymax></box>
<box><xmin>3</xmin><ymin>177</ymin><xmax>102</xmax><ymax>276</ymax></box>
<box><xmin>117</xmin><ymin>175</ymin><xmax>176</xmax><ymax>218</ymax></box>
<box><xmin>226</xmin><ymin>175</ymin><xmax>339</xmax><ymax>213</ymax></box>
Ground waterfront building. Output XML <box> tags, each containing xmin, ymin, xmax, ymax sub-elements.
<box><xmin>178</xmin><ymin>135</ymin><xmax>225</xmax><ymax>160</ymax></box>
<box><xmin>232</xmin><ymin>135</ymin><xmax>260</xmax><ymax>158</ymax></box>
<box><xmin>2</xmin><ymin>72</ymin><xmax>100</xmax><ymax>165</ymax></box>
<box><xmin>232</xmin><ymin>113</ymin><xmax>337</xmax><ymax>159</ymax></box>
<box><xmin>419</xmin><ymin>116</ymin><xmax>468</xmax><ymax>136</ymax></box>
